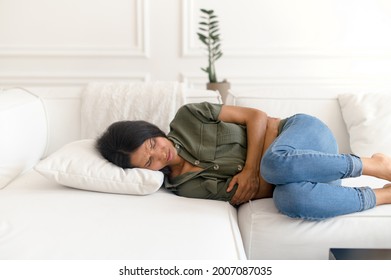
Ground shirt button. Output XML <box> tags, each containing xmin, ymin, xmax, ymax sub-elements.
<box><xmin>237</xmin><ymin>165</ymin><xmax>243</xmax><ymax>171</ymax></box>
<box><xmin>214</xmin><ymin>164</ymin><xmax>219</xmax><ymax>170</ymax></box>
<box><xmin>194</xmin><ymin>160</ymin><xmax>200</xmax><ymax>165</ymax></box>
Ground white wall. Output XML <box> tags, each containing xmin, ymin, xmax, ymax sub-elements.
<box><xmin>1</xmin><ymin>0</ymin><xmax>391</xmax><ymax>96</ymax></box>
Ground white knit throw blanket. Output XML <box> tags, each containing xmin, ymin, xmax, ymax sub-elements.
<box><xmin>81</xmin><ymin>81</ymin><xmax>186</xmax><ymax>139</ymax></box>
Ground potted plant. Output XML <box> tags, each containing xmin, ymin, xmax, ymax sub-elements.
<box><xmin>197</xmin><ymin>9</ymin><xmax>230</xmax><ymax>103</ymax></box>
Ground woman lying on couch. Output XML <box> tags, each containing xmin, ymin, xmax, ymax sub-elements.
<box><xmin>96</xmin><ymin>102</ymin><xmax>391</xmax><ymax>220</ymax></box>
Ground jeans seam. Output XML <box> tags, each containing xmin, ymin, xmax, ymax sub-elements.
<box><xmin>357</xmin><ymin>187</ymin><xmax>364</xmax><ymax>211</ymax></box>
<box><xmin>343</xmin><ymin>155</ymin><xmax>354</xmax><ymax>179</ymax></box>
<box><xmin>359</xmin><ymin>187</ymin><xmax>376</xmax><ymax>211</ymax></box>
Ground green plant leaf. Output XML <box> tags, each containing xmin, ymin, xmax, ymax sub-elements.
<box><xmin>215</xmin><ymin>52</ymin><xmax>223</xmax><ymax>61</ymax></box>
<box><xmin>197</xmin><ymin>36</ymin><xmax>208</xmax><ymax>45</ymax></box>
<box><xmin>198</xmin><ymin>8</ymin><xmax>223</xmax><ymax>83</ymax></box>
<box><xmin>212</xmin><ymin>43</ymin><xmax>221</xmax><ymax>51</ymax></box>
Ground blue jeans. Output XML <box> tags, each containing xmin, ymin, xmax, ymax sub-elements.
<box><xmin>261</xmin><ymin>114</ymin><xmax>376</xmax><ymax>220</ymax></box>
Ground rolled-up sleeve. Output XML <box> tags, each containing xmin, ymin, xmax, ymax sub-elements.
<box><xmin>183</xmin><ymin>102</ymin><xmax>222</xmax><ymax>123</ymax></box>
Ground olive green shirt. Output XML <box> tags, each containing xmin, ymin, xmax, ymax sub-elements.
<box><xmin>164</xmin><ymin>102</ymin><xmax>247</xmax><ymax>201</ymax></box>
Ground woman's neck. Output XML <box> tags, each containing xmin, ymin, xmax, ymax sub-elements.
<box><xmin>169</xmin><ymin>156</ymin><xmax>204</xmax><ymax>178</ymax></box>
<box><xmin>169</xmin><ymin>156</ymin><xmax>186</xmax><ymax>178</ymax></box>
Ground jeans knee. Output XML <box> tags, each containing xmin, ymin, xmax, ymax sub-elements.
<box><xmin>273</xmin><ymin>184</ymin><xmax>303</xmax><ymax>217</ymax></box>
<box><xmin>273</xmin><ymin>183</ymin><xmax>324</xmax><ymax>220</ymax></box>
<box><xmin>260</xmin><ymin>155</ymin><xmax>275</xmax><ymax>183</ymax></box>
<box><xmin>261</xmin><ymin>150</ymin><xmax>293</xmax><ymax>184</ymax></box>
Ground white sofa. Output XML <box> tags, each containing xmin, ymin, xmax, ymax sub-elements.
<box><xmin>227</xmin><ymin>89</ymin><xmax>391</xmax><ymax>260</ymax></box>
<box><xmin>1</xmin><ymin>86</ymin><xmax>390</xmax><ymax>260</ymax></box>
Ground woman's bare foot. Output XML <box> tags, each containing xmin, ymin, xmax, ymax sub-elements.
<box><xmin>374</xmin><ymin>184</ymin><xmax>391</xmax><ymax>205</ymax></box>
<box><xmin>362</xmin><ymin>153</ymin><xmax>391</xmax><ymax>181</ymax></box>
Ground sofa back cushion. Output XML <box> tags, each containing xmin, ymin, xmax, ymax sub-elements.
<box><xmin>339</xmin><ymin>93</ymin><xmax>391</xmax><ymax>157</ymax></box>
<box><xmin>38</xmin><ymin>86</ymin><xmax>222</xmax><ymax>156</ymax></box>
<box><xmin>0</xmin><ymin>88</ymin><xmax>47</xmax><ymax>189</ymax></box>
<box><xmin>226</xmin><ymin>89</ymin><xmax>351</xmax><ymax>153</ymax></box>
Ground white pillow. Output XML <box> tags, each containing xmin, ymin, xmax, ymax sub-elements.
<box><xmin>338</xmin><ymin>93</ymin><xmax>391</xmax><ymax>157</ymax></box>
<box><xmin>35</xmin><ymin>139</ymin><xmax>163</xmax><ymax>195</ymax></box>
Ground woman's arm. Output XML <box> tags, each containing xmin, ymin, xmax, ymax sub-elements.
<box><xmin>218</xmin><ymin>105</ymin><xmax>270</xmax><ymax>205</ymax></box>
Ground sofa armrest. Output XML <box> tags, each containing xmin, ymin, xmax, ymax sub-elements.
<box><xmin>0</xmin><ymin>88</ymin><xmax>47</xmax><ymax>189</ymax></box>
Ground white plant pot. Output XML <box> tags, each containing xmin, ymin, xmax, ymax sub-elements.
<box><xmin>207</xmin><ymin>81</ymin><xmax>231</xmax><ymax>104</ymax></box>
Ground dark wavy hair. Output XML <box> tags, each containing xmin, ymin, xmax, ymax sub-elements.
<box><xmin>96</xmin><ymin>120</ymin><xmax>168</xmax><ymax>172</ymax></box>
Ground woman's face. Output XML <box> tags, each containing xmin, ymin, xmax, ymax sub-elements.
<box><xmin>130</xmin><ymin>137</ymin><xmax>178</xmax><ymax>171</ymax></box>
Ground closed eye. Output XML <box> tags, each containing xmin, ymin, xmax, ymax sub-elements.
<box><xmin>145</xmin><ymin>158</ymin><xmax>151</xmax><ymax>168</ymax></box>
<box><xmin>145</xmin><ymin>138</ymin><xmax>155</xmax><ymax>168</ymax></box>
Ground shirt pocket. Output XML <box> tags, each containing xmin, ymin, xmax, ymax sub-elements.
<box><xmin>198</xmin><ymin>123</ymin><xmax>217</xmax><ymax>161</ymax></box>
<box><xmin>217</xmin><ymin>123</ymin><xmax>247</xmax><ymax>148</ymax></box>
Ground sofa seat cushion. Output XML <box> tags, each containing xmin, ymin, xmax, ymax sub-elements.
<box><xmin>238</xmin><ymin>176</ymin><xmax>391</xmax><ymax>259</ymax></box>
<box><xmin>0</xmin><ymin>88</ymin><xmax>47</xmax><ymax>189</ymax></box>
<box><xmin>0</xmin><ymin>170</ymin><xmax>246</xmax><ymax>259</ymax></box>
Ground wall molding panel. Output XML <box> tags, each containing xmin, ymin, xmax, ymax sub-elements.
<box><xmin>182</xmin><ymin>0</ymin><xmax>391</xmax><ymax>58</ymax></box>
<box><xmin>0</xmin><ymin>73</ymin><xmax>149</xmax><ymax>85</ymax></box>
<box><xmin>0</xmin><ymin>73</ymin><xmax>150</xmax><ymax>98</ymax></box>
<box><xmin>0</xmin><ymin>0</ymin><xmax>150</xmax><ymax>57</ymax></box>
<box><xmin>1</xmin><ymin>0</ymin><xmax>391</xmax><ymax>91</ymax></box>
<box><xmin>181</xmin><ymin>73</ymin><xmax>391</xmax><ymax>92</ymax></box>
